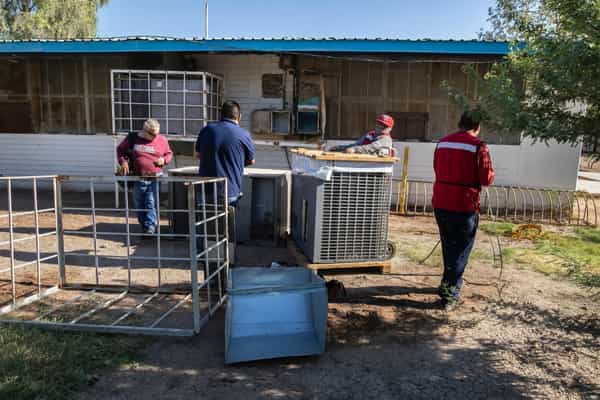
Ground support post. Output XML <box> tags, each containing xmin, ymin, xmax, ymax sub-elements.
<box><xmin>187</xmin><ymin>183</ymin><xmax>201</xmax><ymax>333</ymax></box>
<box><xmin>399</xmin><ymin>146</ymin><xmax>410</xmax><ymax>214</ymax></box>
<box><xmin>82</xmin><ymin>57</ymin><xmax>92</xmax><ymax>133</ymax></box>
<box><xmin>7</xmin><ymin>180</ymin><xmax>16</xmax><ymax>305</ymax></box>
<box><xmin>53</xmin><ymin>177</ymin><xmax>66</xmax><ymax>288</ymax></box>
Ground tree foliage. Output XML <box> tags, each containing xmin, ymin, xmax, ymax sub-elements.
<box><xmin>0</xmin><ymin>0</ymin><xmax>109</xmax><ymax>40</ymax></box>
<box><xmin>449</xmin><ymin>0</ymin><xmax>600</xmax><ymax>155</ymax></box>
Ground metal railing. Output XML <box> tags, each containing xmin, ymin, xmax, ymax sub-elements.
<box><xmin>392</xmin><ymin>179</ymin><xmax>599</xmax><ymax>227</ymax></box>
<box><xmin>0</xmin><ymin>175</ymin><xmax>229</xmax><ymax>336</ymax></box>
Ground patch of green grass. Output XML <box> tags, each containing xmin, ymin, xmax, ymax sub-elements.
<box><xmin>0</xmin><ymin>326</ymin><xmax>144</xmax><ymax>400</ymax></box>
<box><xmin>499</xmin><ymin>227</ymin><xmax>600</xmax><ymax>288</ymax></box>
<box><xmin>480</xmin><ymin>222</ymin><xmax>516</xmax><ymax>237</ymax></box>
<box><xmin>395</xmin><ymin>239</ymin><xmax>491</xmax><ymax>268</ymax></box>
<box><xmin>574</xmin><ymin>227</ymin><xmax>600</xmax><ymax>244</ymax></box>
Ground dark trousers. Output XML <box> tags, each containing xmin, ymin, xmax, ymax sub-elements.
<box><xmin>434</xmin><ymin>208</ymin><xmax>479</xmax><ymax>300</ymax></box>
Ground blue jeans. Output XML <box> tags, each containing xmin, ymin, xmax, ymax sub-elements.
<box><xmin>434</xmin><ymin>208</ymin><xmax>479</xmax><ymax>301</ymax></box>
<box><xmin>133</xmin><ymin>180</ymin><xmax>159</xmax><ymax>230</ymax></box>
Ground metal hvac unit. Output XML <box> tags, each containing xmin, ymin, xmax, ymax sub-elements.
<box><xmin>251</xmin><ymin>109</ymin><xmax>291</xmax><ymax>135</ymax></box>
<box><xmin>236</xmin><ymin>169</ymin><xmax>292</xmax><ymax>246</ymax></box>
<box><xmin>290</xmin><ymin>150</ymin><xmax>395</xmax><ymax>263</ymax></box>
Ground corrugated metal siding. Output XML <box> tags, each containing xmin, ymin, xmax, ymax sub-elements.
<box><xmin>0</xmin><ymin>37</ymin><xmax>512</xmax><ymax>55</ymax></box>
<box><xmin>0</xmin><ymin>134</ymin><xmax>116</xmax><ymax>190</ymax></box>
<box><xmin>0</xmin><ymin>134</ymin><xmax>115</xmax><ymax>176</ymax></box>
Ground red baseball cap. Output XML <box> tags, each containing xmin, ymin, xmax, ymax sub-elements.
<box><xmin>376</xmin><ymin>114</ymin><xmax>394</xmax><ymax>128</ymax></box>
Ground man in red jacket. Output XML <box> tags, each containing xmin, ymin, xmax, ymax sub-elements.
<box><xmin>432</xmin><ymin>110</ymin><xmax>494</xmax><ymax>310</ymax></box>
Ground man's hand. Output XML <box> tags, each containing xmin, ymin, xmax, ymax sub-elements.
<box><xmin>344</xmin><ymin>147</ymin><xmax>355</xmax><ymax>154</ymax></box>
<box><xmin>154</xmin><ymin>157</ymin><xmax>165</xmax><ymax>167</ymax></box>
<box><xmin>120</xmin><ymin>162</ymin><xmax>130</xmax><ymax>176</ymax></box>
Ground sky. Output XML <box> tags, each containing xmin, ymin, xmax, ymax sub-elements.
<box><xmin>97</xmin><ymin>0</ymin><xmax>496</xmax><ymax>39</ymax></box>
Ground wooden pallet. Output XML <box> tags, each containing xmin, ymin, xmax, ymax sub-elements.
<box><xmin>287</xmin><ymin>241</ymin><xmax>391</xmax><ymax>274</ymax></box>
<box><xmin>289</xmin><ymin>148</ymin><xmax>398</xmax><ymax>163</ymax></box>
<box><xmin>306</xmin><ymin>260</ymin><xmax>392</xmax><ymax>274</ymax></box>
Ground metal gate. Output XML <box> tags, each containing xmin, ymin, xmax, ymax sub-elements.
<box><xmin>0</xmin><ymin>175</ymin><xmax>229</xmax><ymax>336</ymax></box>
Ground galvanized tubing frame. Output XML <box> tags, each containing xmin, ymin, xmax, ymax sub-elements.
<box><xmin>0</xmin><ymin>175</ymin><xmax>229</xmax><ymax>337</ymax></box>
<box><xmin>0</xmin><ymin>175</ymin><xmax>60</xmax><ymax>315</ymax></box>
<box><xmin>392</xmin><ymin>179</ymin><xmax>599</xmax><ymax>227</ymax></box>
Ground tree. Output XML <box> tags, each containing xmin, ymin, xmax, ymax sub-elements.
<box><xmin>449</xmin><ymin>0</ymin><xmax>600</xmax><ymax>158</ymax></box>
<box><xmin>0</xmin><ymin>0</ymin><xmax>109</xmax><ymax>40</ymax></box>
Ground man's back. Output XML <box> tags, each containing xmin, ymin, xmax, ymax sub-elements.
<box><xmin>432</xmin><ymin>131</ymin><xmax>494</xmax><ymax>212</ymax></box>
<box><xmin>196</xmin><ymin>119</ymin><xmax>255</xmax><ymax>200</ymax></box>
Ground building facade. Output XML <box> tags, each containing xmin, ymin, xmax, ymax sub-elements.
<box><xmin>0</xmin><ymin>37</ymin><xmax>581</xmax><ymax>190</ymax></box>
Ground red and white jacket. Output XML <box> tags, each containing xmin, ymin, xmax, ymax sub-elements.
<box><xmin>349</xmin><ymin>131</ymin><xmax>394</xmax><ymax>156</ymax></box>
<box><xmin>432</xmin><ymin>131</ymin><xmax>494</xmax><ymax>213</ymax></box>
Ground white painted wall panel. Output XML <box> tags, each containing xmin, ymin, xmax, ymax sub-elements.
<box><xmin>0</xmin><ymin>134</ymin><xmax>118</xmax><ymax>190</ymax></box>
<box><xmin>327</xmin><ymin>138</ymin><xmax>581</xmax><ymax>191</ymax></box>
<box><xmin>0</xmin><ymin>133</ymin><xmax>581</xmax><ymax>193</ymax></box>
<box><xmin>192</xmin><ymin>54</ymin><xmax>287</xmax><ymax>132</ymax></box>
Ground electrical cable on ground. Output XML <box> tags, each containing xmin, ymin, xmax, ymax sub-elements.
<box><xmin>417</xmin><ymin>234</ymin><xmax>505</xmax><ymax>287</ymax></box>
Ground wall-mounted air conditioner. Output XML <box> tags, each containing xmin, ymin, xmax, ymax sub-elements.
<box><xmin>296</xmin><ymin>110</ymin><xmax>320</xmax><ymax>135</ymax></box>
<box><xmin>251</xmin><ymin>109</ymin><xmax>291</xmax><ymax>135</ymax></box>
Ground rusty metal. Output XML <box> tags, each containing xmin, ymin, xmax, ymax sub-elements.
<box><xmin>391</xmin><ymin>179</ymin><xmax>599</xmax><ymax>228</ymax></box>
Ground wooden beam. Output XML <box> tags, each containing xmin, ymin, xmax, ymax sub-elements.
<box><xmin>82</xmin><ymin>57</ymin><xmax>91</xmax><ymax>133</ymax></box>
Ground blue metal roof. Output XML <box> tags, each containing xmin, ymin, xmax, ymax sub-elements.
<box><xmin>0</xmin><ymin>36</ymin><xmax>511</xmax><ymax>55</ymax></box>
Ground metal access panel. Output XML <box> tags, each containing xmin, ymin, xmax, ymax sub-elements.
<box><xmin>292</xmin><ymin>172</ymin><xmax>392</xmax><ymax>263</ymax></box>
<box><xmin>225</xmin><ymin>267</ymin><xmax>327</xmax><ymax>364</ymax></box>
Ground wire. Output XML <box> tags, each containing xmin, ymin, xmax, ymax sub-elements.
<box><xmin>419</xmin><ymin>240</ymin><xmax>440</xmax><ymax>264</ymax></box>
<box><xmin>417</xmin><ymin>234</ymin><xmax>505</xmax><ymax>287</ymax></box>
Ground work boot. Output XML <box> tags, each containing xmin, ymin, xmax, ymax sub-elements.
<box><xmin>441</xmin><ymin>296</ymin><xmax>459</xmax><ymax>311</ymax></box>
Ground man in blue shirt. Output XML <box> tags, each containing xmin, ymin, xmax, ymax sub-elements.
<box><xmin>195</xmin><ymin>100</ymin><xmax>256</xmax><ymax>205</ymax></box>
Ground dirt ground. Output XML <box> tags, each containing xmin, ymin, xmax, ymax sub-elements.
<box><xmin>73</xmin><ymin>217</ymin><xmax>598</xmax><ymax>400</ymax></box>
<box><xmin>1</xmin><ymin>190</ymin><xmax>599</xmax><ymax>399</ymax></box>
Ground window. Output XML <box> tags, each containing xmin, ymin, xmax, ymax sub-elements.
<box><xmin>111</xmin><ymin>70</ymin><xmax>223</xmax><ymax>136</ymax></box>
<box><xmin>387</xmin><ymin>112</ymin><xmax>429</xmax><ymax>141</ymax></box>
<box><xmin>262</xmin><ymin>74</ymin><xmax>283</xmax><ymax>98</ymax></box>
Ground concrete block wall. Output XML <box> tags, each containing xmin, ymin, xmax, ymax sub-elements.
<box><xmin>192</xmin><ymin>54</ymin><xmax>292</xmax><ymax>132</ymax></box>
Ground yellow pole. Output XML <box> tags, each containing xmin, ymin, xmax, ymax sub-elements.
<box><xmin>399</xmin><ymin>146</ymin><xmax>410</xmax><ymax>214</ymax></box>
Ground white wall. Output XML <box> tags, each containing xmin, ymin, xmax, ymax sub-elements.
<box><xmin>0</xmin><ymin>134</ymin><xmax>118</xmax><ymax>190</ymax></box>
<box><xmin>327</xmin><ymin>138</ymin><xmax>582</xmax><ymax>191</ymax></box>
<box><xmin>0</xmin><ymin>134</ymin><xmax>581</xmax><ymax>192</ymax></box>
<box><xmin>192</xmin><ymin>54</ymin><xmax>292</xmax><ymax>132</ymax></box>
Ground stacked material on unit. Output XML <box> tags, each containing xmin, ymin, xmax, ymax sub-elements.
<box><xmin>225</xmin><ymin>267</ymin><xmax>327</xmax><ymax>364</ymax></box>
<box><xmin>290</xmin><ymin>149</ymin><xmax>396</xmax><ymax>263</ymax></box>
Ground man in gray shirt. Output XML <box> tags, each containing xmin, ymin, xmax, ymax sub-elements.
<box><xmin>330</xmin><ymin>114</ymin><xmax>395</xmax><ymax>156</ymax></box>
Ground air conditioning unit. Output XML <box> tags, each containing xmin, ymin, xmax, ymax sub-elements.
<box><xmin>236</xmin><ymin>169</ymin><xmax>292</xmax><ymax>246</ymax></box>
<box><xmin>291</xmin><ymin>151</ymin><xmax>395</xmax><ymax>263</ymax></box>
<box><xmin>296</xmin><ymin>110</ymin><xmax>320</xmax><ymax>135</ymax></box>
<box><xmin>251</xmin><ymin>109</ymin><xmax>291</xmax><ymax>135</ymax></box>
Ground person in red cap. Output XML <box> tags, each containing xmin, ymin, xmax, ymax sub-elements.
<box><xmin>331</xmin><ymin>114</ymin><xmax>394</xmax><ymax>156</ymax></box>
